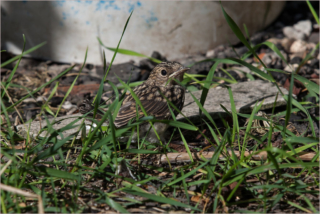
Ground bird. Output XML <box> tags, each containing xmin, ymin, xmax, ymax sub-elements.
<box><xmin>79</xmin><ymin>61</ymin><xmax>189</xmax><ymax>143</ymax></box>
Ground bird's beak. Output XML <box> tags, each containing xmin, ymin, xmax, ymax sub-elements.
<box><xmin>169</xmin><ymin>67</ymin><xmax>190</xmax><ymax>78</ymax></box>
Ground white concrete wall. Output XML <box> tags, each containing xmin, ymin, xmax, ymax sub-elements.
<box><xmin>1</xmin><ymin>1</ymin><xmax>285</xmax><ymax>64</ymax></box>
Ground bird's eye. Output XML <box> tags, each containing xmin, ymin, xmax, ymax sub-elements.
<box><xmin>161</xmin><ymin>70</ymin><xmax>167</xmax><ymax>76</ymax></box>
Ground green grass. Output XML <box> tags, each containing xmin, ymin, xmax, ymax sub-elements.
<box><xmin>1</xmin><ymin>2</ymin><xmax>319</xmax><ymax>213</ymax></box>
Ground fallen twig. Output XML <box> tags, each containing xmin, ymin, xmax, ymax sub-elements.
<box><xmin>158</xmin><ymin>151</ymin><xmax>317</xmax><ymax>163</ymax></box>
<box><xmin>0</xmin><ymin>183</ymin><xmax>44</xmax><ymax>214</ymax></box>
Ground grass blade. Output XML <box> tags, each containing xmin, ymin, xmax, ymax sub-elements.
<box><xmin>123</xmin><ymin>189</ymin><xmax>201</xmax><ymax>211</ymax></box>
<box><xmin>306</xmin><ymin>0</ymin><xmax>319</xmax><ymax>25</ymax></box>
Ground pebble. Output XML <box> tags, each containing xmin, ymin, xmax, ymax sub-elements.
<box><xmin>308</xmin><ymin>32</ymin><xmax>319</xmax><ymax>44</ymax></box>
<box><xmin>262</xmin><ymin>54</ymin><xmax>273</xmax><ymax>65</ymax></box>
<box><xmin>160</xmin><ymin>204</ymin><xmax>172</xmax><ymax>210</ymax></box>
<box><xmin>293</xmin><ymin>20</ymin><xmax>312</xmax><ymax>37</ymax></box>
<box><xmin>206</xmin><ymin>49</ymin><xmax>215</xmax><ymax>58</ymax></box>
<box><xmin>36</xmin><ymin>96</ymin><xmax>47</xmax><ymax>102</ymax></box>
<box><xmin>267</xmin><ymin>37</ymin><xmax>281</xmax><ymax>46</ymax></box>
<box><xmin>283</xmin><ymin>64</ymin><xmax>297</xmax><ymax>73</ymax></box>
<box><xmin>61</xmin><ymin>101</ymin><xmax>76</xmax><ymax>110</ymax></box>
<box><xmin>188</xmin><ymin>185</ymin><xmax>197</xmax><ymax>191</ymax></box>
<box><xmin>217</xmin><ymin>52</ymin><xmax>226</xmax><ymax>59</ymax></box>
<box><xmin>280</xmin><ymin>38</ymin><xmax>295</xmax><ymax>53</ymax></box>
<box><xmin>290</xmin><ymin>56</ymin><xmax>302</xmax><ymax>64</ymax></box>
<box><xmin>290</xmin><ymin>40</ymin><xmax>307</xmax><ymax>53</ymax></box>
<box><xmin>309</xmin><ymin>59</ymin><xmax>319</xmax><ymax>69</ymax></box>
<box><xmin>283</xmin><ymin>26</ymin><xmax>306</xmax><ymax>41</ymax></box>
<box><xmin>261</xmin><ymin>51</ymin><xmax>287</xmax><ymax>67</ymax></box>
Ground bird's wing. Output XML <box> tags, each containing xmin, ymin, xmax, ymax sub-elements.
<box><xmin>114</xmin><ymin>84</ymin><xmax>184</xmax><ymax>128</ymax></box>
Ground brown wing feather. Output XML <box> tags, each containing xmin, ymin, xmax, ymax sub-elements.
<box><xmin>114</xmin><ymin>84</ymin><xmax>185</xmax><ymax>128</ymax></box>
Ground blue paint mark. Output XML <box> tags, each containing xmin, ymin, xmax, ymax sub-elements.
<box><xmin>127</xmin><ymin>1</ymin><xmax>142</xmax><ymax>13</ymax></box>
<box><xmin>85</xmin><ymin>1</ymin><xmax>92</xmax><ymax>4</ymax></box>
<box><xmin>59</xmin><ymin>21</ymin><xmax>64</xmax><ymax>26</ymax></box>
<box><xmin>95</xmin><ymin>0</ymin><xmax>106</xmax><ymax>11</ymax></box>
<box><xmin>111</xmin><ymin>4</ymin><xmax>121</xmax><ymax>10</ymax></box>
<box><xmin>95</xmin><ymin>0</ymin><xmax>122</xmax><ymax>11</ymax></box>
<box><xmin>62</xmin><ymin>11</ymin><xmax>71</xmax><ymax>20</ymax></box>
<box><xmin>62</xmin><ymin>12</ymin><xmax>67</xmax><ymax>20</ymax></box>
<box><xmin>86</xmin><ymin>21</ymin><xmax>90</xmax><ymax>25</ymax></box>
<box><xmin>71</xmin><ymin>6</ymin><xmax>74</xmax><ymax>10</ymax></box>
<box><xmin>127</xmin><ymin>2</ymin><xmax>135</xmax><ymax>13</ymax></box>
<box><xmin>22</xmin><ymin>0</ymin><xmax>27</xmax><ymax>4</ymax></box>
<box><xmin>74</xmin><ymin>10</ymin><xmax>79</xmax><ymax>15</ymax></box>
<box><xmin>141</xmin><ymin>10</ymin><xmax>158</xmax><ymax>28</ymax></box>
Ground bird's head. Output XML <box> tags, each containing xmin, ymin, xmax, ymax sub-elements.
<box><xmin>146</xmin><ymin>62</ymin><xmax>189</xmax><ymax>87</ymax></box>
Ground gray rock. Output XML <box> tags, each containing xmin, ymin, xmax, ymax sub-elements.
<box><xmin>16</xmin><ymin>114</ymin><xmax>93</xmax><ymax>140</ymax></box>
<box><xmin>16</xmin><ymin>80</ymin><xmax>291</xmax><ymax>138</ymax></box>
<box><xmin>177</xmin><ymin>80</ymin><xmax>291</xmax><ymax>122</ymax></box>
<box><xmin>206</xmin><ymin>49</ymin><xmax>215</xmax><ymax>58</ymax></box>
<box><xmin>261</xmin><ymin>51</ymin><xmax>287</xmax><ymax>67</ymax></box>
<box><xmin>280</xmin><ymin>38</ymin><xmax>295</xmax><ymax>53</ymax></box>
<box><xmin>294</xmin><ymin>20</ymin><xmax>312</xmax><ymax>37</ymax></box>
<box><xmin>290</xmin><ymin>40</ymin><xmax>307</xmax><ymax>53</ymax></box>
<box><xmin>283</xmin><ymin>26</ymin><xmax>306</xmax><ymax>41</ymax></box>
<box><xmin>228</xmin><ymin>66</ymin><xmax>251</xmax><ymax>79</ymax></box>
<box><xmin>308</xmin><ymin>32</ymin><xmax>319</xmax><ymax>44</ymax></box>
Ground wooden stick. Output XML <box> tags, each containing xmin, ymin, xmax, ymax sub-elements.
<box><xmin>0</xmin><ymin>183</ymin><xmax>44</xmax><ymax>214</ymax></box>
<box><xmin>159</xmin><ymin>151</ymin><xmax>317</xmax><ymax>163</ymax></box>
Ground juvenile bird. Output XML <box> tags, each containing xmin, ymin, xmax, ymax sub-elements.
<box><xmin>79</xmin><ymin>61</ymin><xmax>189</xmax><ymax>143</ymax></box>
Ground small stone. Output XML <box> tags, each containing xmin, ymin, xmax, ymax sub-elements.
<box><xmin>188</xmin><ymin>185</ymin><xmax>197</xmax><ymax>191</ymax></box>
<box><xmin>36</xmin><ymin>96</ymin><xmax>47</xmax><ymax>102</ymax></box>
<box><xmin>284</xmin><ymin>65</ymin><xmax>296</xmax><ymax>73</ymax></box>
<box><xmin>280</xmin><ymin>38</ymin><xmax>295</xmax><ymax>53</ymax></box>
<box><xmin>262</xmin><ymin>54</ymin><xmax>273</xmax><ymax>65</ymax></box>
<box><xmin>306</xmin><ymin>42</ymin><xmax>316</xmax><ymax>50</ymax></box>
<box><xmin>146</xmin><ymin>202</ymin><xmax>157</xmax><ymax>207</ymax></box>
<box><xmin>290</xmin><ymin>56</ymin><xmax>302</xmax><ymax>64</ymax></box>
<box><xmin>293</xmin><ymin>20</ymin><xmax>312</xmax><ymax>37</ymax></box>
<box><xmin>244</xmin><ymin>58</ymin><xmax>253</xmax><ymax>64</ymax></box>
<box><xmin>217</xmin><ymin>52</ymin><xmax>226</xmax><ymax>59</ymax></box>
<box><xmin>62</xmin><ymin>101</ymin><xmax>76</xmax><ymax>110</ymax></box>
<box><xmin>267</xmin><ymin>38</ymin><xmax>281</xmax><ymax>45</ymax></box>
<box><xmin>283</xmin><ymin>26</ymin><xmax>306</xmax><ymax>41</ymax></box>
<box><xmin>160</xmin><ymin>204</ymin><xmax>172</xmax><ymax>210</ymax></box>
<box><xmin>103</xmin><ymin>83</ymin><xmax>112</xmax><ymax>91</ymax></box>
<box><xmin>235</xmin><ymin>46</ymin><xmax>249</xmax><ymax>55</ymax></box>
<box><xmin>224</xmin><ymin>48</ymin><xmax>237</xmax><ymax>58</ymax></box>
<box><xmin>290</xmin><ymin>40</ymin><xmax>307</xmax><ymax>53</ymax></box>
<box><xmin>206</xmin><ymin>49</ymin><xmax>215</xmax><ymax>58</ymax></box>
<box><xmin>261</xmin><ymin>52</ymin><xmax>287</xmax><ymax>68</ymax></box>
<box><xmin>308</xmin><ymin>59</ymin><xmax>319</xmax><ymax>69</ymax></box>
<box><xmin>230</xmin><ymin>66</ymin><xmax>251</xmax><ymax>75</ymax></box>
<box><xmin>308</xmin><ymin>32</ymin><xmax>319</xmax><ymax>44</ymax></box>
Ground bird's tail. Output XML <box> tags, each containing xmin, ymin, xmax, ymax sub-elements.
<box><xmin>78</xmin><ymin>99</ymin><xmax>106</xmax><ymax>122</ymax></box>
